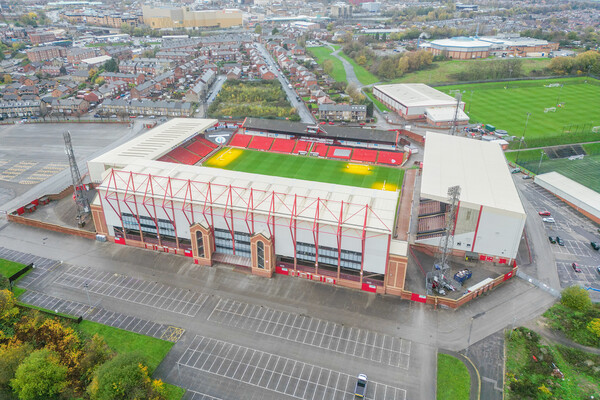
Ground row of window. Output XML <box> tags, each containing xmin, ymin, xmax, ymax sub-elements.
<box><xmin>214</xmin><ymin>228</ymin><xmax>251</xmax><ymax>258</ymax></box>
<box><xmin>122</xmin><ymin>213</ymin><xmax>175</xmax><ymax>237</ymax></box>
<box><xmin>296</xmin><ymin>241</ymin><xmax>362</xmax><ymax>271</ymax></box>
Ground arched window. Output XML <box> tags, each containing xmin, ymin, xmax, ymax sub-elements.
<box><xmin>257</xmin><ymin>241</ymin><xmax>265</xmax><ymax>269</ymax></box>
<box><xmin>196</xmin><ymin>232</ymin><xmax>204</xmax><ymax>258</ymax></box>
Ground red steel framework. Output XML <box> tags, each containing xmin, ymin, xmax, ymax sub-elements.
<box><xmin>100</xmin><ymin>169</ymin><xmax>394</xmax><ymax>277</ymax></box>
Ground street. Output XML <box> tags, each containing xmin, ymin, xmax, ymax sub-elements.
<box><xmin>255</xmin><ymin>43</ymin><xmax>315</xmax><ymax>124</ymax></box>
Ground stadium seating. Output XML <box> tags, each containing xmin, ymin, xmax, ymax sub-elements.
<box><xmin>248</xmin><ymin>136</ymin><xmax>274</xmax><ymax>151</ymax></box>
<box><xmin>229</xmin><ymin>134</ymin><xmax>253</xmax><ymax>148</ymax></box>
<box><xmin>377</xmin><ymin>151</ymin><xmax>404</xmax><ymax>165</ymax></box>
<box><xmin>164</xmin><ymin>147</ymin><xmax>202</xmax><ymax>165</ymax></box>
<box><xmin>313</xmin><ymin>143</ymin><xmax>329</xmax><ymax>157</ymax></box>
<box><xmin>293</xmin><ymin>141</ymin><xmax>311</xmax><ymax>154</ymax></box>
<box><xmin>186</xmin><ymin>139</ymin><xmax>215</xmax><ymax>158</ymax></box>
<box><xmin>327</xmin><ymin>146</ymin><xmax>352</xmax><ymax>159</ymax></box>
<box><xmin>270</xmin><ymin>138</ymin><xmax>296</xmax><ymax>153</ymax></box>
<box><xmin>157</xmin><ymin>155</ymin><xmax>179</xmax><ymax>163</ymax></box>
<box><xmin>417</xmin><ymin>214</ymin><xmax>446</xmax><ymax>235</ymax></box>
<box><xmin>350</xmin><ymin>149</ymin><xmax>378</xmax><ymax>163</ymax></box>
<box><xmin>418</xmin><ymin>201</ymin><xmax>446</xmax><ymax>217</ymax></box>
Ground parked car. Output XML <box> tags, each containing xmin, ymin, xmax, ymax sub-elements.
<box><xmin>354</xmin><ymin>374</ymin><xmax>368</xmax><ymax>398</ymax></box>
<box><xmin>522</xmin><ymin>175</ymin><xmax>532</xmax><ymax>180</ymax></box>
<box><xmin>510</xmin><ymin>168</ymin><xmax>521</xmax><ymax>174</ymax></box>
<box><xmin>571</xmin><ymin>262</ymin><xmax>582</xmax><ymax>273</ymax></box>
<box><xmin>556</xmin><ymin>236</ymin><xmax>564</xmax><ymax>246</ymax></box>
<box><xmin>328</xmin><ymin>121</ymin><xmax>335</xmax><ymax>125</ymax></box>
<box><xmin>548</xmin><ymin>236</ymin><xmax>556</xmax><ymax>244</ymax></box>
<box><xmin>542</xmin><ymin>217</ymin><xmax>556</xmax><ymax>223</ymax></box>
<box><xmin>591</xmin><ymin>242</ymin><xmax>600</xmax><ymax>250</ymax></box>
<box><xmin>597</xmin><ymin>266</ymin><xmax>600</xmax><ymax>275</ymax></box>
<box><xmin>538</xmin><ymin>211</ymin><xmax>551</xmax><ymax>216</ymax></box>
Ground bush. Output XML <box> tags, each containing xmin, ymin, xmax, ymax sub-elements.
<box><xmin>0</xmin><ymin>342</ymin><xmax>33</xmax><ymax>388</ymax></box>
<box><xmin>561</xmin><ymin>286</ymin><xmax>591</xmax><ymax>312</ymax></box>
<box><xmin>11</xmin><ymin>348</ymin><xmax>68</xmax><ymax>400</ymax></box>
<box><xmin>87</xmin><ymin>352</ymin><xmax>166</xmax><ymax>400</ymax></box>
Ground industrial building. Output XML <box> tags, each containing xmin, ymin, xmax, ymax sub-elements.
<box><xmin>420</xmin><ymin>36</ymin><xmax>559</xmax><ymax>59</ymax></box>
<box><xmin>423</xmin><ymin>37</ymin><xmax>491</xmax><ymax>59</ymax></box>
<box><xmin>373</xmin><ymin>84</ymin><xmax>465</xmax><ymax>121</ymax></box>
<box><xmin>417</xmin><ymin>132</ymin><xmax>526</xmax><ymax>264</ymax></box>
<box><xmin>88</xmin><ymin>119</ymin><xmax>409</xmax><ymax>296</ymax></box>
<box><xmin>142</xmin><ymin>6</ymin><xmax>243</xmax><ymax>29</ymax></box>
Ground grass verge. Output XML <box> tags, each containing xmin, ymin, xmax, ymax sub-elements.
<box><xmin>0</xmin><ymin>258</ymin><xmax>27</xmax><ymax>277</ymax></box>
<box><xmin>437</xmin><ymin>353</ymin><xmax>470</xmax><ymax>400</ymax></box>
<box><xmin>543</xmin><ymin>303</ymin><xmax>600</xmax><ymax>348</ymax></box>
<box><xmin>338</xmin><ymin>52</ymin><xmax>379</xmax><ymax>85</ymax></box>
<box><xmin>307</xmin><ymin>46</ymin><xmax>346</xmax><ymax>83</ymax></box>
<box><xmin>364</xmin><ymin>90</ymin><xmax>390</xmax><ymax>112</ymax></box>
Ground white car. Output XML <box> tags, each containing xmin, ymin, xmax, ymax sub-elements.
<box><xmin>542</xmin><ymin>217</ymin><xmax>556</xmax><ymax>223</ymax></box>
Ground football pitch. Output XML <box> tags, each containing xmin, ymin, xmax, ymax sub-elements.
<box><xmin>438</xmin><ymin>77</ymin><xmax>600</xmax><ymax>141</ymax></box>
<box><xmin>520</xmin><ymin>155</ymin><xmax>600</xmax><ymax>193</ymax></box>
<box><xmin>203</xmin><ymin>148</ymin><xmax>405</xmax><ymax>191</ymax></box>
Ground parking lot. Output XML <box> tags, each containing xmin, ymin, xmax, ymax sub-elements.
<box><xmin>519</xmin><ymin>181</ymin><xmax>600</xmax><ymax>296</ymax></box>
<box><xmin>208</xmin><ymin>298</ymin><xmax>411</xmax><ymax>369</ymax></box>
<box><xmin>177</xmin><ymin>335</ymin><xmax>406</xmax><ymax>400</ymax></box>
<box><xmin>54</xmin><ymin>264</ymin><xmax>209</xmax><ymax>317</ymax></box>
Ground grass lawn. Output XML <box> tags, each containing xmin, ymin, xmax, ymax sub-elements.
<box><xmin>520</xmin><ymin>154</ymin><xmax>600</xmax><ymax>191</ymax></box>
<box><xmin>364</xmin><ymin>90</ymin><xmax>390</xmax><ymax>112</ymax></box>
<box><xmin>77</xmin><ymin>320</ymin><xmax>174</xmax><ymax>373</ymax></box>
<box><xmin>204</xmin><ymin>148</ymin><xmax>404</xmax><ymax>192</ymax></box>
<box><xmin>0</xmin><ymin>259</ymin><xmax>27</xmax><ymax>278</ymax></box>
<box><xmin>388</xmin><ymin>58</ymin><xmax>551</xmax><ymax>84</ymax></box>
<box><xmin>437</xmin><ymin>354</ymin><xmax>470</xmax><ymax>400</ymax></box>
<box><xmin>505</xmin><ymin>327</ymin><xmax>600</xmax><ymax>399</ymax></box>
<box><xmin>307</xmin><ymin>46</ymin><xmax>347</xmax><ymax>83</ymax></box>
<box><xmin>438</xmin><ymin>77</ymin><xmax>600</xmax><ymax>144</ymax></box>
<box><xmin>338</xmin><ymin>52</ymin><xmax>379</xmax><ymax>86</ymax></box>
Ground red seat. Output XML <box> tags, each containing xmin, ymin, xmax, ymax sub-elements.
<box><xmin>313</xmin><ymin>143</ymin><xmax>329</xmax><ymax>156</ymax></box>
<box><xmin>248</xmin><ymin>136</ymin><xmax>274</xmax><ymax>151</ymax></box>
<box><xmin>270</xmin><ymin>138</ymin><xmax>296</xmax><ymax>153</ymax></box>
<box><xmin>164</xmin><ymin>147</ymin><xmax>202</xmax><ymax>165</ymax></box>
<box><xmin>293</xmin><ymin>140</ymin><xmax>311</xmax><ymax>153</ymax></box>
<box><xmin>327</xmin><ymin>146</ymin><xmax>352</xmax><ymax>159</ymax></box>
<box><xmin>377</xmin><ymin>151</ymin><xmax>404</xmax><ymax>165</ymax></box>
<box><xmin>229</xmin><ymin>134</ymin><xmax>253</xmax><ymax>148</ymax></box>
<box><xmin>351</xmin><ymin>149</ymin><xmax>378</xmax><ymax>163</ymax></box>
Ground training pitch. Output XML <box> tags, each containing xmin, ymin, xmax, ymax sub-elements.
<box><xmin>521</xmin><ymin>155</ymin><xmax>600</xmax><ymax>193</ymax></box>
<box><xmin>204</xmin><ymin>148</ymin><xmax>405</xmax><ymax>192</ymax></box>
<box><xmin>438</xmin><ymin>77</ymin><xmax>600</xmax><ymax>140</ymax></box>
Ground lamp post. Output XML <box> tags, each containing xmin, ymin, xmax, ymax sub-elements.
<box><xmin>516</xmin><ymin>112</ymin><xmax>531</xmax><ymax>164</ymax></box>
<box><xmin>468</xmin><ymin>90</ymin><xmax>474</xmax><ymax>115</ymax></box>
<box><xmin>84</xmin><ymin>282</ymin><xmax>92</xmax><ymax>308</ymax></box>
<box><xmin>466</xmin><ymin>311</ymin><xmax>486</xmax><ymax>358</ymax></box>
<box><xmin>537</xmin><ymin>151</ymin><xmax>545</xmax><ymax>174</ymax></box>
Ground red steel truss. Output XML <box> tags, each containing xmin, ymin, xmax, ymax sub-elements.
<box><xmin>100</xmin><ymin>169</ymin><xmax>393</xmax><ymax>260</ymax></box>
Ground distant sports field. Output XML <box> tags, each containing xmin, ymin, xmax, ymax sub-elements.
<box><xmin>438</xmin><ymin>77</ymin><xmax>600</xmax><ymax>142</ymax></box>
<box><xmin>204</xmin><ymin>148</ymin><xmax>404</xmax><ymax>191</ymax></box>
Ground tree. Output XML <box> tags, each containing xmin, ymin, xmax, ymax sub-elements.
<box><xmin>95</xmin><ymin>77</ymin><xmax>105</xmax><ymax>86</ymax></box>
<box><xmin>356</xmin><ymin>55</ymin><xmax>367</xmax><ymax>66</ymax></box>
<box><xmin>11</xmin><ymin>348</ymin><xmax>68</xmax><ymax>400</ymax></box>
<box><xmin>375</xmin><ymin>32</ymin><xmax>380</xmax><ymax>41</ymax></box>
<box><xmin>87</xmin><ymin>353</ymin><xmax>166</xmax><ymax>400</ymax></box>
<box><xmin>0</xmin><ymin>343</ymin><xmax>33</xmax><ymax>388</ymax></box>
<box><xmin>271</xmin><ymin>27</ymin><xmax>279</xmax><ymax>35</ymax></box>
<box><xmin>103</xmin><ymin>58</ymin><xmax>118</xmax><ymax>73</ymax></box>
<box><xmin>382</xmin><ymin>33</ymin><xmax>387</xmax><ymax>41</ymax></box>
<box><xmin>0</xmin><ymin>289</ymin><xmax>18</xmax><ymax>322</ymax></box>
<box><xmin>588</xmin><ymin>318</ymin><xmax>600</xmax><ymax>338</ymax></box>
<box><xmin>560</xmin><ymin>285</ymin><xmax>591</xmax><ymax>311</ymax></box>
<box><xmin>77</xmin><ymin>334</ymin><xmax>114</xmax><ymax>386</ymax></box>
<box><xmin>3</xmin><ymin>74</ymin><xmax>12</xmax><ymax>84</ymax></box>
<box><xmin>254</xmin><ymin>24</ymin><xmax>262</xmax><ymax>34</ymax></box>
<box><xmin>59</xmin><ymin>65</ymin><xmax>67</xmax><ymax>75</ymax></box>
<box><xmin>323</xmin><ymin>59</ymin><xmax>334</xmax><ymax>75</ymax></box>
<box><xmin>327</xmin><ymin>23</ymin><xmax>334</xmax><ymax>31</ymax></box>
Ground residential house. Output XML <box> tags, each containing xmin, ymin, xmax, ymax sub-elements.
<box><xmin>0</xmin><ymin>100</ymin><xmax>41</xmax><ymax>118</ymax></box>
<box><xmin>51</xmin><ymin>82</ymin><xmax>78</xmax><ymax>98</ymax></box>
<box><xmin>50</xmin><ymin>98</ymin><xmax>90</xmax><ymax>115</ymax></box>
<box><xmin>318</xmin><ymin>104</ymin><xmax>367</xmax><ymax>121</ymax></box>
<box><xmin>26</xmin><ymin>46</ymin><xmax>67</xmax><ymax>63</ymax></box>
<box><xmin>99</xmin><ymin>99</ymin><xmax>193</xmax><ymax>117</ymax></box>
<box><xmin>100</xmin><ymin>72</ymin><xmax>145</xmax><ymax>85</ymax></box>
<box><xmin>184</xmin><ymin>82</ymin><xmax>206</xmax><ymax>102</ymax></box>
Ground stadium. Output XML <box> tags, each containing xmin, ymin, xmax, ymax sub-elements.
<box><xmin>88</xmin><ymin>118</ymin><xmax>524</xmax><ymax>299</ymax></box>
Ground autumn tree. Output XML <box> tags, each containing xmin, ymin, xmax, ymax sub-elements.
<box><xmin>561</xmin><ymin>285</ymin><xmax>591</xmax><ymax>311</ymax></box>
<box><xmin>323</xmin><ymin>59</ymin><xmax>334</xmax><ymax>75</ymax></box>
<box><xmin>0</xmin><ymin>342</ymin><xmax>33</xmax><ymax>388</ymax></box>
<box><xmin>11</xmin><ymin>348</ymin><xmax>68</xmax><ymax>400</ymax></box>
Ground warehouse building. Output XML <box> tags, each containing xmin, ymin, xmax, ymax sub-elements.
<box><xmin>142</xmin><ymin>6</ymin><xmax>243</xmax><ymax>29</ymax></box>
<box><xmin>88</xmin><ymin>118</ymin><xmax>409</xmax><ymax>295</ymax></box>
<box><xmin>373</xmin><ymin>83</ymin><xmax>465</xmax><ymax>121</ymax></box>
<box><xmin>416</xmin><ymin>132</ymin><xmax>526</xmax><ymax>264</ymax></box>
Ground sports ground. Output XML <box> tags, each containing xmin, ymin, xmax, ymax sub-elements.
<box><xmin>438</xmin><ymin>77</ymin><xmax>600</xmax><ymax>143</ymax></box>
<box><xmin>204</xmin><ymin>148</ymin><xmax>405</xmax><ymax>191</ymax></box>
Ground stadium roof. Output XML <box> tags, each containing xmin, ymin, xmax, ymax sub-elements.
<box><xmin>420</xmin><ymin>132</ymin><xmax>525</xmax><ymax>214</ymax></box>
<box><xmin>89</xmin><ymin>118</ymin><xmax>217</xmax><ymax>169</ymax></box>
<box><xmin>430</xmin><ymin>37</ymin><xmax>491</xmax><ymax>49</ymax></box>
<box><xmin>242</xmin><ymin>118</ymin><xmax>398</xmax><ymax>144</ymax></box>
<box><xmin>374</xmin><ymin>84</ymin><xmax>461</xmax><ymax>108</ymax></box>
<box><xmin>98</xmin><ymin>161</ymin><xmax>399</xmax><ymax>235</ymax></box>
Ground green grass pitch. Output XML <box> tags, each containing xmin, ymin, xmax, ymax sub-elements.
<box><xmin>437</xmin><ymin>77</ymin><xmax>600</xmax><ymax>141</ymax></box>
<box><xmin>204</xmin><ymin>148</ymin><xmax>405</xmax><ymax>192</ymax></box>
<box><xmin>520</xmin><ymin>155</ymin><xmax>600</xmax><ymax>193</ymax></box>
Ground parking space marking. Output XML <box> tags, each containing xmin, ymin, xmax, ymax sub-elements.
<box><xmin>557</xmin><ymin>261</ymin><xmax>600</xmax><ymax>289</ymax></box>
<box><xmin>0</xmin><ymin>161</ymin><xmax>38</xmax><ymax>182</ymax></box>
<box><xmin>53</xmin><ymin>264</ymin><xmax>208</xmax><ymax>317</ymax></box>
<box><xmin>184</xmin><ymin>390</ymin><xmax>223</xmax><ymax>400</ymax></box>
<box><xmin>0</xmin><ymin>247</ymin><xmax>61</xmax><ymax>289</ymax></box>
<box><xmin>18</xmin><ymin>290</ymin><xmax>185</xmax><ymax>342</ymax></box>
<box><xmin>208</xmin><ymin>298</ymin><xmax>410</xmax><ymax>369</ymax></box>
<box><xmin>178</xmin><ymin>335</ymin><xmax>406</xmax><ymax>400</ymax></box>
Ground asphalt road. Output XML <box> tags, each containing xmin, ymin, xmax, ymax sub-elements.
<box><xmin>255</xmin><ymin>43</ymin><xmax>315</xmax><ymax>124</ymax></box>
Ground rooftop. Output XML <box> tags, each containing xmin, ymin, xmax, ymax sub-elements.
<box><xmin>374</xmin><ymin>84</ymin><xmax>462</xmax><ymax>108</ymax></box>
<box><xmin>420</xmin><ymin>131</ymin><xmax>525</xmax><ymax>214</ymax></box>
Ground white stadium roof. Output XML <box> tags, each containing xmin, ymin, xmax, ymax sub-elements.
<box><xmin>430</xmin><ymin>37</ymin><xmax>491</xmax><ymax>49</ymax></box>
<box><xmin>421</xmin><ymin>132</ymin><xmax>525</xmax><ymax>214</ymax></box>
<box><xmin>374</xmin><ymin>84</ymin><xmax>461</xmax><ymax>108</ymax></box>
<box><xmin>425</xmin><ymin>107</ymin><xmax>469</xmax><ymax>123</ymax></box>
<box><xmin>534</xmin><ymin>172</ymin><xmax>600</xmax><ymax>220</ymax></box>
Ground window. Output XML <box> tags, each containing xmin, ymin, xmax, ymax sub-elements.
<box><xmin>214</xmin><ymin>228</ymin><xmax>251</xmax><ymax>258</ymax></box>
<box><xmin>196</xmin><ymin>232</ymin><xmax>204</xmax><ymax>258</ymax></box>
<box><xmin>296</xmin><ymin>241</ymin><xmax>362</xmax><ymax>271</ymax></box>
<box><xmin>257</xmin><ymin>241</ymin><xmax>265</xmax><ymax>269</ymax></box>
